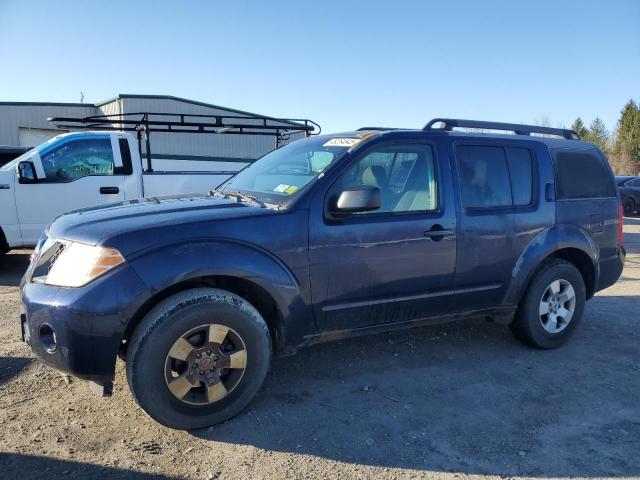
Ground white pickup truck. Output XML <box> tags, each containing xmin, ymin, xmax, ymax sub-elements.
<box><xmin>0</xmin><ymin>131</ymin><xmax>234</xmax><ymax>251</ymax></box>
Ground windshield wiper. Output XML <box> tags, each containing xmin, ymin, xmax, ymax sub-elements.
<box><xmin>222</xmin><ymin>190</ymin><xmax>266</xmax><ymax>208</ymax></box>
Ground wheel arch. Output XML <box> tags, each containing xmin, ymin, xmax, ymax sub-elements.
<box><xmin>121</xmin><ymin>240</ymin><xmax>310</xmax><ymax>358</ymax></box>
<box><xmin>121</xmin><ymin>275</ymin><xmax>286</xmax><ymax>358</ymax></box>
<box><xmin>506</xmin><ymin>225</ymin><xmax>599</xmax><ymax>306</ymax></box>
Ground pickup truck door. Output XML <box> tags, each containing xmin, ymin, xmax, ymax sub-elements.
<box><xmin>308</xmin><ymin>140</ymin><xmax>457</xmax><ymax>332</ymax></box>
<box><xmin>14</xmin><ymin>134</ymin><xmax>128</xmax><ymax>245</ymax></box>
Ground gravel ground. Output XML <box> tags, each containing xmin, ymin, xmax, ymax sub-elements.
<box><xmin>0</xmin><ymin>219</ymin><xmax>638</xmax><ymax>480</ymax></box>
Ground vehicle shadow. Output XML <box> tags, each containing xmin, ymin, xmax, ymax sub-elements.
<box><xmin>0</xmin><ymin>356</ymin><xmax>33</xmax><ymax>386</ymax></box>
<box><xmin>0</xmin><ymin>251</ymin><xmax>31</xmax><ymax>287</ymax></box>
<box><xmin>0</xmin><ymin>452</ymin><xmax>180</xmax><ymax>480</ymax></box>
<box><xmin>192</xmin><ymin>293</ymin><xmax>640</xmax><ymax>477</ymax></box>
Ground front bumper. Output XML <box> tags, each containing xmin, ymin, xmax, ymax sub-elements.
<box><xmin>20</xmin><ymin>263</ymin><xmax>150</xmax><ymax>385</ymax></box>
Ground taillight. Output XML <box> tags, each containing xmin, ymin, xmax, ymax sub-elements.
<box><xmin>617</xmin><ymin>204</ymin><xmax>624</xmax><ymax>247</ymax></box>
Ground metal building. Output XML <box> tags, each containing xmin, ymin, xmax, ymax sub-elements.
<box><xmin>0</xmin><ymin>94</ymin><xmax>311</xmax><ymax>172</ymax></box>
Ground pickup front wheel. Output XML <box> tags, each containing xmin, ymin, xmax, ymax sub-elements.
<box><xmin>126</xmin><ymin>288</ymin><xmax>272</xmax><ymax>430</ymax></box>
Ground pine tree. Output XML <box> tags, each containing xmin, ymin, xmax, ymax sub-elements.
<box><xmin>571</xmin><ymin>117</ymin><xmax>589</xmax><ymax>139</ymax></box>
<box><xmin>584</xmin><ymin>117</ymin><xmax>609</xmax><ymax>152</ymax></box>
<box><xmin>616</xmin><ymin>100</ymin><xmax>640</xmax><ymax>166</ymax></box>
<box><xmin>616</xmin><ymin>100</ymin><xmax>639</xmax><ymax>146</ymax></box>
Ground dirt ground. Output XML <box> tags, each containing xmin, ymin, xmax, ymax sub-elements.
<box><xmin>1</xmin><ymin>220</ymin><xmax>638</xmax><ymax>480</ymax></box>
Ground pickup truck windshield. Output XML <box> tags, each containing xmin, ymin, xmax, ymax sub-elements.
<box><xmin>218</xmin><ymin>136</ymin><xmax>351</xmax><ymax>206</ymax></box>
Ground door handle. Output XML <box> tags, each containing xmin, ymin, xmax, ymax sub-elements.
<box><xmin>545</xmin><ymin>182</ymin><xmax>555</xmax><ymax>201</ymax></box>
<box><xmin>423</xmin><ymin>224</ymin><xmax>454</xmax><ymax>242</ymax></box>
<box><xmin>100</xmin><ymin>186</ymin><xmax>120</xmax><ymax>195</ymax></box>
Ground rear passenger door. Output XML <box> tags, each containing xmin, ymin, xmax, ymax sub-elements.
<box><xmin>451</xmin><ymin>140</ymin><xmax>554</xmax><ymax>312</ymax></box>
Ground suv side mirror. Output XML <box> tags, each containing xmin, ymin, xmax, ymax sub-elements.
<box><xmin>17</xmin><ymin>161</ymin><xmax>38</xmax><ymax>184</ymax></box>
<box><xmin>333</xmin><ymin>186</ymin><xmax>381</xmax><ymax>214</ymax></box>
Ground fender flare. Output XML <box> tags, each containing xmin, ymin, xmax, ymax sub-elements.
<box><xmin>504</xmin><ymin>224</ymin><xmax>599</xmax><ymax>305</ymax></box>
<box><xmin>127</xmin><ymin>238</ymin><xmax>309</xmax><ymax>347</ymax></box>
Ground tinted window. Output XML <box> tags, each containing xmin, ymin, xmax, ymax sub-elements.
<box><xmin>630</xmin><ymin>178</ymin><xmax>640</xmax><ymax>187</ymax></box>
<box><xmin>117</xmin><ymin>138</ymin><xmax>133</xmax><ymax>175</ymax></box>
<box><xmin>553</xmin><ymin>150</ymin><xmax>616</xmax><ymax>199</ymax></box>
<box><xmin>457</xmin><ymin>146</ymin><xmax>512</xmax><ymax>208</ymax></box>
<box><xmin>337</xmin><ymin>144</ymin><xmax>437</xmax><ymax>214</ymax></box>
<box><xmin>506</xmin><ymin>147</ymin><xmax>533</xmax><ymax>205</ymax></box>
<box><xmin>616</xmin><ymin>177</ymin><xmax>632</xmax><ymax>186</ymax></box>
<box><xmin>40</xmin><ymin>138</ymin><xmax>115</xmax><ymax>182</ymax></box>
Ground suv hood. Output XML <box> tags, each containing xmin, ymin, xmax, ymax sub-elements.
<box><xmin>48</xmin><ymin>194</ymin><xmax>272</xmax><ymax>250</ymax></box>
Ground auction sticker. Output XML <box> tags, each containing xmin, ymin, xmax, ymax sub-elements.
<box><xmin>323</xmin><ymin>138</ymin><xmax>361</xmax><ymax>148</ymax></box>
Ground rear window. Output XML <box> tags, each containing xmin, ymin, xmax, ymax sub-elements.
<box><xmin>553</xmin><ymin>150</ymin><xmax>616</xmax><ymax>199</ymax></box>
<box><xmin>456</xmin><ymin>145</ymin><xmax>534</xmax><ymax>209</ymax></box>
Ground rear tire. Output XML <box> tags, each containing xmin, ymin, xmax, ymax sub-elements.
<box><xmin>623</xmin><ymin>198</ymin><xmax>635</xmax><ymax>216</ymax></box>
<box><xmin>126</xmin><ymin>288</ymin><xmax>272</xmax><ymax>430</ymax></box>
<box><xmin>510</xmin><ymin>259</ymin><xmax>586</xmax><ymax>349</ymax></box>
<box><xmin>0</xmin><ymin>228</ymin><xmax>8</xmax><ymax>255</ymax></box>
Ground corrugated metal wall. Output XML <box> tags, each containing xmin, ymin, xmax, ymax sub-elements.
<box><xmin>118</xmin><ymin>97</ymin><xmax>297</xmax><ymax>160</ymax></box>
<box><xmin>0</xmin><ymin>104</ymin><xmax>96</xmax><ymax>146</ymax></box>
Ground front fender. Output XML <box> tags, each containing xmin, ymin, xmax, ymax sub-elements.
<box><xmin>127</xmin><ymin>239</ymin><xmax>309</xmax><ymax>349</ymax></box>
<box><xmin>504</xmin><ymin>224</ymin><xmax>599</xmax><ymax>305</ymax></box>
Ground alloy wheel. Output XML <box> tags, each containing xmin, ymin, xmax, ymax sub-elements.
<box><xmin>538</xmin><ymin>279</ymin><xmax>576</xmax><ymax>334</ymax></box>
<box><xmin>164</xmin><ymin>324</ymin><xmax>247</xmax><ymax>405</ymax></box>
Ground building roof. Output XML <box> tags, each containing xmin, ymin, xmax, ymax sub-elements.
<box><xmin>0</xmin><ymin>94</ymin><xmax>302</xmax><ymax>128</ymax></box>
<box><xmin>0</xmin><ymin>101</ymin><xmax>91</xmax><ymax>107</ymax></box>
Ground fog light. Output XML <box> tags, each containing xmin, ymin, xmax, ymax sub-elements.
<box><xmin>39</xmin><ymin>323</ymin><xmax>57</xmax><ymax>353</ymax></box>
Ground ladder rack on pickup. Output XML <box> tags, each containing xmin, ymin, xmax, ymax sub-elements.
<box><xmin>48</xmin><ymin>112</ymin><xmax>321</xmax><ymax>172</ymax></box>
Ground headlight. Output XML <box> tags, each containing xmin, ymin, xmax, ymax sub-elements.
<box><xmin>42</xmin><ymin>241</ymin><xmax>125</xmax><ymax>287</ymax></box>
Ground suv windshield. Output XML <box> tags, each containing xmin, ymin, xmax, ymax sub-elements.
<box><xmin>217</xmin><ymin>136</ymin><xmax>352</xmax><ymax>207</ymax></box>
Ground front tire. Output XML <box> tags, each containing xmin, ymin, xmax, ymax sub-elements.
<box><xmin>126</xmin><ymin>288</ymin><xmax>272</xmax><ymax>430</ymax></box>
<box><xmin>510</xmin><ymin>259</ymin><xmax>586</xmax><ymax>349</ymax></box>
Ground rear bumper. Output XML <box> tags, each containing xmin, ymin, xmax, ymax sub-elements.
<box><xmin>596</xmin><ymin>245</ymin><xmax>626</xmax><ymax>293</ymax></box>
<box><xmin>20</xmin><ymin>263</ymin><xmax>150</xmax><ymax>385</ymax></box>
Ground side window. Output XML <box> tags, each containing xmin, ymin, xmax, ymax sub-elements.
<box><xmin>117</xmin><ymin>138</ymin><xmax>133</xmax><ymax>175</ymax></box>
<box><xmin>505</xmin><ymin>147</ymin><xmax>533</xmax><ymax>205</ymax></box>
<box><xmin>40</xmin><ymin>138</ymin><xmax>115</xmax><ymax>182</ymax></box>
<box><xmin>456</xmin><ymin>145</ymin><xmax>534</xmax><ymax>209</ymax></box>
<box><xmin>553</xmin><ymin>150</ymin><xmax>616</xmax><ymax>199</ymax></box>
<box><xmin>630</xmin><ymin>178</ymin><xmax>640</xmax><ymax>188</ymax></box>
<box><xmin>457</xmin><ymin>146</ymin><xmax>511</xmax><ymax>208</ymax></box>
<box><xmin>336</xmin><ymin>144</ymin><xmax>437</xmax><ymax>214</ymax></box>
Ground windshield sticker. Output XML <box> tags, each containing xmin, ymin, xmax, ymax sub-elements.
<box><xmin>285</xmin><ymin>185</ymin><xmax>298</xmax><ymax>195</ymax></box>
<box><xmin>322</xmin><ymin>138</ymin><xmax>361</xmax><ymax>148</ymax></box>
<box><xmin>274</xmin><ymin>184</ymin><xmax>290</xmax><ymax>193</ymax></box>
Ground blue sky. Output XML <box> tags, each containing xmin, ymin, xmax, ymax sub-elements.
<box><xmin>0</xmin><ymin>0</ymin><xmax>638</xmax><ymax>134</ymax></box>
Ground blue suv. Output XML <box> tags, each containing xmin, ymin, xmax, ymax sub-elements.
<box><xmin>20</xmin><ymin>118</ymin><xmax>625</xmax><ymax>430</ymax></box>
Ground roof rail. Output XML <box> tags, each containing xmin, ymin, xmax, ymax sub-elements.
<box><xmin>423</xmin><ymin>118</ymin><xmax>581</xmax><ymax>140</ymax></box>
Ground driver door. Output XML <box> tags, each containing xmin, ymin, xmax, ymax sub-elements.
<box><xmin>308</xmin><ymin>140</ymin><xmax>457</xmax><ymax>331</ymax></box>
<box><xmin>14</xmin><ymin>134</ymin><xmax>126</xmax><ymax>245</ymax></box>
